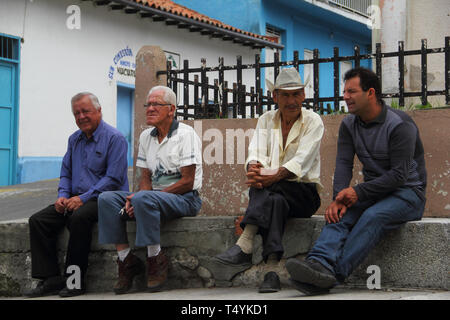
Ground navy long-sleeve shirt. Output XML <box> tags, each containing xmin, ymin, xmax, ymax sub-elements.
<box><xmin>58</xmin><ymin>120</ymin><xmax>129</xmax><ymax>203</ymax></box>
<box><xmin>333</xmin><ymin>103</ymin><xmax>427</xmax><ymax>203</ymax></box>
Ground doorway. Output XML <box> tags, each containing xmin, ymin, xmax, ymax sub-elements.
<box><xmin>116</xmin><ymin>83</ymin><xmax>135</xmax><ymax>167</ymax></box>
<box><xmin>0</xmin><ymin>34</ymin><xmax>20</xmax><ymax>186</ymax></box>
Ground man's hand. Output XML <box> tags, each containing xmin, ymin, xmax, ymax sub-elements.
<box><xmin>325</xmin><ymin>201</ymin><xmax>348</xmax><ymax>224</ymax></box>
<box><xmin>246</xmin><ymin>166</ymin><xmax>294</xmax><ymax>189</ymax></box>
<box><xmin>65</xmin><ymin>196</ymin><xmax>84</xmax><ymax>212</ymax></box>
<box><xmin>246</xmin><ymin>162</ymin><xmax>264</xmax><ymax>189</ymax></box>
<box><xmin>54</xmin><ymin>197</ymin><xmax>68</xmax><ymax>214</ymax></box>
<box><xmin>335</xmin><ymin>187</ymin><xmax>358</xmax><ymax>208</ymax></box>
<box><xmin>125</xmin><ymin>193</ymin><xmax>135</xmax><ymax>218</ymax></box>
<box><xmin>245</xmin><ymin>166</ymin><xmax>278</xmax><ymax>189</ymax></box>
<box><xmin>247</xmin><ymin>162</ymin><xmax>263</xmax><ymax>172</ymax></box>
<box><xmin>246</xmin><ymin>166</ymin><xmax>263</xmax><ymax>189</ymax></box>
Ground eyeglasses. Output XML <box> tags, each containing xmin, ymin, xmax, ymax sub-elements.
<box><xmin>143</xmin><ymin>103</ymin><xmax>171</xmax><ymax>108</ymax></box>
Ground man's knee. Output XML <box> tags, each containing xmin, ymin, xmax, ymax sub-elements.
<box><xmin>68</xmin><ymin>209</ymin><xmax>96</xmax><ymax>228</ymax></box>
<box><xmin>361</xmin><ymin>206</ymin><xmax>392</xmax><ymax>224</ymax></box>
<box><xmin>98</xmin><ymin>191</ymin><xmax>117</xmax><ymax>206</ymax></box>
<box><xmin>98</xmin><ymin>191</ymin><xmax>125</xmax><ymax>215</ymax></box>
<box><xmin>28</xmin><ymin>212</ymin><xmax>40</xmax><ymax>229</ymax></box>
<box><xmin>132</xmin><ymin>191</ymin><xmax>159</xmax><ymax>210</ymax></box>
<box><xmin>28</xmin><ymin>206</ymin><xmax>56</xmax><ymax>227</ymax></box>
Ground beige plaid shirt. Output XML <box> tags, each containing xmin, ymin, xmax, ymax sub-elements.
<box><xmin>245</xmin><ymin>108</ymin><xmax>324</xmax><ymax>191</ymax></box>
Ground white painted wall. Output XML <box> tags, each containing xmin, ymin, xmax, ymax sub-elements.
<box><xmin>405</xmin><ymin>0</ymin><xmax>449</xmax><ymax>105</ymax></box>
<box><xmin>374</xmin><ymin>0</ymin><xmax>449</xmax><ymax>107</ymax></box>
<box><xmin>0</xmin><ymin>0</ymin><xmax>259</xmax><ymax>159</ymax></box>
<box><xmin>376</xmin><ymin>0</ymin><xmax>407</xmax><ymax>94</ymax></box>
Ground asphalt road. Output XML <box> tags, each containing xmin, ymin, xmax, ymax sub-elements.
<box><xmin>0</xmin><ymin>169</ymin><xmax>133</xmax><ymax>222</ymax></box>
<box><xmin>0</xmin><ymin>178</ymin><xmax>59</xmax><ymax>222</ymax></box>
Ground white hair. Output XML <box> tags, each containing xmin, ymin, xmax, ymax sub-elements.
<box><xmin>147</xmin><ymin>86</ymin><xmax>176</xmax><ymax>106</ymax></box>
<box><xmin>71</xmin><ymin>92</ymin><xmax>101</xmax><ymax>110</ymax></box>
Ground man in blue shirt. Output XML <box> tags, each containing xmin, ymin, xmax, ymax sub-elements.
<box><xmin>24</xmin><ymin>92</ymin><xmax>129</xmax><ymax>298</ymax></box>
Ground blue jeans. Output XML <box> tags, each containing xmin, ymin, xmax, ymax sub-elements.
<box><xmin>98</xmin><ymin>190</ymin><xmax>201</xmax><ymax>247</ymax></box>
<box><xmin>307</xmin><ymin>187</ymin><xmax>425</xmax><ymax>281</ymax></box>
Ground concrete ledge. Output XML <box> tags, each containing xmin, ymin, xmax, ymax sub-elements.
<box><xmin>0</xmin><ymin>216</ymin><xmax>448</xmax><ymax>296</ymax></box>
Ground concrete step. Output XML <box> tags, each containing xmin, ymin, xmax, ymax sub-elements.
<box><xmin>0</xmin><ymin>216</ymin><xmax>448</xmax><ymax>297</ymax></box>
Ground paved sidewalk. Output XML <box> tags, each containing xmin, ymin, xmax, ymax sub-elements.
<box><xmin>4</xmin><ymin>287</ymin><xmax>449</xmax><ymax>300</ymax></box>
<box><xmin>0</xmin><ymin>178</ymin><xmax>58</xmax><ymax>221</ymax></box>
<box><xmin>0</xmin><ymin>169</ymin><xmax>133</xmax><ymax>222</ymax></box>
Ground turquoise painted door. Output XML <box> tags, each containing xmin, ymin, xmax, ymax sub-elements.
<box><xmin>0</xmin><ymin>61</ymin><xmax>16</xmax><ymax>186</ymax></box>
<box><xmin>116</xmin><ymin>85</ymin><xmax>134</xmax><ymax>166</ymax></box>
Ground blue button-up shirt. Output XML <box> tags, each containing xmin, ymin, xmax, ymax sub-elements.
<box><xmin>58</xmin><ymin>120</ymin><xmax>129</xmax><ymax>203</ymax></box>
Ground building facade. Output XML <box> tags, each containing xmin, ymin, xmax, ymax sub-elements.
<box><xmin>372</xmin><ymin>0</ymin><xmax>449</xmax><ymax>108</ymax></box>
<box><xmin>173</xmin><ymin>0</ymin><xmax>372</xmax><ymax>102</ymax></box>
<box><xmin>0</xmin><ymin>0</ymin><xmax>279</xmax><ymax>185</ymax></box>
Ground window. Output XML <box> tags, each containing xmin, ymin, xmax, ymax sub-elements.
<box><xmin>0</xmin><ymin>35</ymin><xmax>19</xmax><ymax>61</ymax></box>
<box><xmin>303</xmin><ymin>49</ymin><xmax>314</xmax><ymax>99</ymax></box>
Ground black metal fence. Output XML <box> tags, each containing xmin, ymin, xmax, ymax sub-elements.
<box><xmin>159</xmin><ymin>37</ymin><xmax>450</xmax><ymax>119</ymax></box>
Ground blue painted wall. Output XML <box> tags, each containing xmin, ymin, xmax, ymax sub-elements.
<box><xmin>14</xmin><ymin>1</ymin><xmax>371</xmax><ymax>185</ymax></box>
<box><xmin>174</xmin><ymin>0</ymin><xmax>263</xmax><ymax>34</ymax></box>
<box><xmin>17</xmin><ymin>157</ymin><xmax>62</xmax><ymax>184</ymax></box>
<box><xmin>272</xmin><ymin>3</ymin><xmax>371</xmax><ymax>107</ymax></box>
<box><xmin>173</xmin><ymin>0</ymin><xmax>371</xmax><ymax>109</ymax></box>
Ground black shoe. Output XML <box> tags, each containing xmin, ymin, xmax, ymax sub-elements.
<box><xmin>289</xmin><ymin>278</ymin><xmax>330</xmax><ymax>296</ymax></box>
<box><xmin>259</xmin><ymin>272</ymin><xmax>281</xmax><ymax>293</ymax></box>
<box><xmin>58</xmin><ymin>284</ymin><xmax>86</xmax><ymax>298</ymax></box>
<box><xmin>286</xmin><ymin>258</ymin><xmax>336</xmax><ymax>289</ymax></box>
<box><xmin>214</xmin><ymin>245</ymin><xmax>252</xmax><ymax>266</ymax></box>
<box><xmin>23</xmin><ymin>276</ymin><xmax>66</xmax><ymax>298</ymax></box>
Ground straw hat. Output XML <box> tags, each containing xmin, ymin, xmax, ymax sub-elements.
<box><xmin>266</xmin><ymin>67</ymin><xmax>309</xmax><ymax>93</ymax></box>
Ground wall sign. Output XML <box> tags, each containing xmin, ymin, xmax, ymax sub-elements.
<box><xmin>164</xmin><ymin>50</ymin><xmax>180</xmax><ymax>71</ymax></box>
<box><xmin>108</xmin><ymin>46</ymin><xmax>136</xmax><ymax>80</ymax></box>
<box><xmin>164</xmin><ymin>50</ymin><xmax>181</xmax><ymax>104</ymax></box>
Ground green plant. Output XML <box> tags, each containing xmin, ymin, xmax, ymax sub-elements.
<box><xmin>413</xmin><ymin>102</ymin><xmax>432</xmax><ymax>109</ymax></box>
<box><xmin>390</xmin><ymin>99</ymin><xmax>402</xmax><ymax>109</ymax></box>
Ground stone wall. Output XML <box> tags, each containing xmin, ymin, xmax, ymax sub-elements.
<box><xmin>182</xmin><ymin>108</ymin><xmax>450</xmax><ymax>218</ymax></box>
<box><xmin>1</xmin><ymin>217</ymin><xmax>448</xmax><ymax>296</ymax></box>
<box><xmin>133</xmin><ymin>46</ymin><xmax>450</xmax><ymax>218</ymax></box>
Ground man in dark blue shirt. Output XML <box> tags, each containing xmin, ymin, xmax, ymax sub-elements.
<box><xmin>24</xmin><ymin>92</ymin><xmax>129</xmax><ymax>298</ymax></box>
<box><xmin>286</xmin><ymin>67</ymin><xmax>427</xmax><ymax>296</ymax></box>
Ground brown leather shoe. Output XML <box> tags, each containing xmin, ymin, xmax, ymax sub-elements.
<box><xmin>114</xmin><ymin>252</ymin><xmax>144</xmax><ymax>295</ymax></box>
<box><xmin>147</xmin><ymin>250</ymin><xmax>169</xmax><ymax>292</ymax></box>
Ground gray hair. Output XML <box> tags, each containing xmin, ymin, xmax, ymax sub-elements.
<box><xmin>71</xmin><ymin>92</ymin><xmax>101</xmax><ymax>110</ymax></box>
<box><xmin>147</xmin><ymin>86</ymin><xmax>176</xmax><ymax>106</ymax></box>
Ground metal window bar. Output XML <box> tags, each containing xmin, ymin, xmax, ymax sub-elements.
<box><xmin>328</xmin><ymin>0</ymin><xmax>372</xmax><ymax>17</ymax></box>
<box><xmin>1</xmin><ymin>36</ymin><xmax>12</xmax><ymax>60</ymax></box>
<box><xmin>157</xmin><ymin>37</ymin><xmax>450</xmax><ymax>119</ymax></box>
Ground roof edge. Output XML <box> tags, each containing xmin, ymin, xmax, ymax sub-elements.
<box><xmin>96</xmin><ymin>0</ymin><xmax>284</xmax><ymax>49</ymax></box>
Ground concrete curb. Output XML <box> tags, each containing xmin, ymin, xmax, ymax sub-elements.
<box><xmin>0</xmin><ymin>216</ymin><xmax>448</xmax><ymax>296</ymax></box>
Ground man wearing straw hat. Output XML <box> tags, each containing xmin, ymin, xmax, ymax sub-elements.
<box><xmin>214</xmin><ymin>67</ymin><xmax>324</xmax><ymax>293</ymax></box>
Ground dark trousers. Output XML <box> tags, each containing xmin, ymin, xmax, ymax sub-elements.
<box><xmin>28</xmin><ymin>199</ymin><xmax>98</xmax><ymax>280</ymax></box>
<box><xmin>241</xmin><ymin>180</ymin><xmax>321</xmax><ymax>260</ymax></box>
